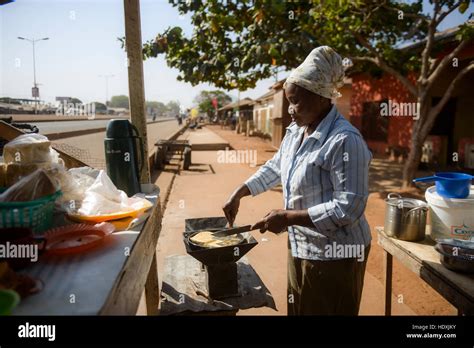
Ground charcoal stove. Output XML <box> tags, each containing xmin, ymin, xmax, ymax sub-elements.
<box><xmin>183</xmin><ymin>217</ymin><xmax>258</xmax><ymax>299</ymax></box>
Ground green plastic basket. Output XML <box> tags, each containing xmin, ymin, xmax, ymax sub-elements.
<box><xmin>0</xmin><ymin>289</ymin><xmax>20</xmax><ymax>315</ymax></box>
<box><xmin>0</xmin><ymin>190</ymin><xmax>62</xmax><ymax>234</ymax></box>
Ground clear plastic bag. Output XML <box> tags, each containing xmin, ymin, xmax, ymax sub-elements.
<box><xmin>77</xmin><ymin>170</ymin><xmax>150</xmax><ymax>216</ymax></box>
<box><xmin>48</xmin><ymin>166</ymin><xmax>99</xmax><ymax>213</ymax></box>
<box><xmin>0</xmin><ymin>168</ymin><xmax>59</xmax><ymax>202</ymax></box>
<box><xmin>3</xmin><ymin>133</ymin><xmax>62</xmax><ymax>166</ymax></box>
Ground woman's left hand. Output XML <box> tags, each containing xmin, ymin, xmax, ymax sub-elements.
<box><xmin>251</xmin><ymin>209</ymin><xmax>289</xmax><ymax>234</ymax></box>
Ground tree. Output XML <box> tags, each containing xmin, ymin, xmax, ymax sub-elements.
<box><xmin>93</xmin><ymin>102</ymin><xmax>107</xmax><ymax>113</ymax></box>
<box><xmin>166</xmin><ymin>100</ymin><xmax>181</xmax><ymax>115</ymax></box>
<box><xmin>146</xmin><ymin>101</ymin><xmax>168</xmax><ymax>115</ymax></box>
<box><xmin>109</xmin><ymin>95</ymin><xmax>130</xmax><ymax>109</ymax></box>
<box><xmin>69</xmin><ymin>97</ymin><xmax>82</xmax><ymax>105</ymax></box>
<box><xmin>194</xmin><ymin>90</ymin><xmax>232</xmax><ymax>117</ymax></box>
<box><xmin>142</xmin><ymin>0</ymin><xmax>473</xmax><ymax>188</ymax></box>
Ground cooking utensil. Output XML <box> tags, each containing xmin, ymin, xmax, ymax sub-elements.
<box><xmin>183</xmin><ymin>217</ymin><xmax>258</xmax><ymax>299</ymax></box>
<box><xmin>413</xmin><ymin>172</ymin><xmax>474</xmax><ymax>199</ymax></box>
<box><xmin>384</xmin><ymin>193</ymin><xmax>428</xmax><ymax>241</ymax></box>
<box><xmin>434</xmin><ymin>239</ymin><xmax>474</xmax><ymax>273</ymax></box>
<box><xmin>212</xmin><ymin>224</ymin><xmax>252</xmax><ymax>237</ymax></box>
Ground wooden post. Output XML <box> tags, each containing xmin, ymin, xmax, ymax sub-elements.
<box><xmin>123</xmin><ymin>0</ymin><xmax>150</xmax><ymax>184</ymax></box>
<box><xmin>383</xmin><ymin>250</ymin><xmax>393</xmax><ymax>316</ymax></box>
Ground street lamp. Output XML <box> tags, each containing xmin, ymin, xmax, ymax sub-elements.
<box><xmin>99</xmin><ymin>74</ymin><xmax>115</xmax><ymax>107</ymax></box>
<box><xmin>18</xmin><ymin>36</ymin><xmax>49</xmax><ymax>113</ymax></box>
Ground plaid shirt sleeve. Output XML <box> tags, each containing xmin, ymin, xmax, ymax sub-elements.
<box><xmin>244</xmin><ymin>147</ymin><xmax>282</xmax><ymax>196</ymax></box>
<box><xmin>307</xmin><ymin>132</ymin><xmax>371</xmax><ymax>234</ymax></box>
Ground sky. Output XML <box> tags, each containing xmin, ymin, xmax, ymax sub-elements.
<box><xmin>0</xmin><ymin>0</ymin><xmax>471</xmax><ymax>108</ymax></box>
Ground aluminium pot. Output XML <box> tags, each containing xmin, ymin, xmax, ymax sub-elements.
<box><xmin>384</xmin><ymin>193</ymin><xmax>428</xmax><ymax>241</ymax></box>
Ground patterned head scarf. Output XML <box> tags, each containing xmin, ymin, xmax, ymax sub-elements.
<box><xmin>283</xmin><ymin>46</ymin><xmax>345</xmax><ymax>99</ymax></box>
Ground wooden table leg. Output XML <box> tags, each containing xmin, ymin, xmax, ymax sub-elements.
<box><xmin>383</xmin><ymin>250</ymin><xmax>393</xmax><ymax>316</ymax></box>
<box><xmin>145</xmin><ymin>251</ymin><xmax>159</xmax><ymax>315</ymax></box>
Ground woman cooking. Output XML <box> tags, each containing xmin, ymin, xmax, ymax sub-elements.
<box><xmin>222</xmin><ymin>46</ymin><xmax>372</xmax><ymax>315</ymax></box>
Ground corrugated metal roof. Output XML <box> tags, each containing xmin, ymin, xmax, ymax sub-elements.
<box><xmin>218</xmin><ymin>97</ymin><xmax>254</xmax><ymax>111</ymax></box>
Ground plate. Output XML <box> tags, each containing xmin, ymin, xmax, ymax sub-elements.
<box><xmin>66</xmin><ymin>200</ymin><xmax>152</xmax><ymax>223</ymax></box>
<box><xmin>44</xmin><ymin>222</ymin><xmax>115</xmax><ymax>255</ymax></box>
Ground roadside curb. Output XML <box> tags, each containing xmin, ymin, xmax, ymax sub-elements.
<box><xmin>44</xmin><ymin>118</ymin><xmax>176</xmax><ymax>140</ymax></box>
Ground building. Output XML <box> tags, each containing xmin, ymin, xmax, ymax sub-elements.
<box><xmin>349</xmin><ymin>24</ymin><xmax>474</xmax><ymax>169</ymax></box>
<box><xmin>252</xmin><ymin>89</ymin><xmax>275</xmax><ymax>140</ymax></box>
<box><xmin>218</xmin><ymin>97</ymin><xmax>254</xmax><ymax>131</ymax></box>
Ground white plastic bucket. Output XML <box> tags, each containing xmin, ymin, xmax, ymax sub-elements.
<box><xmin>425</xmin><ymin>185</ymin><xmax>474</xmax><ymax>241</ymax></box>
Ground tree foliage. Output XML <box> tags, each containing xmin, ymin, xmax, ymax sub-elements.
<box><xmin>194</xmin><ymin>90</ymin><xmax>232</xmax><ymax>116</ymax></box>
<box><xmin>137</xmin><ymin>0</ymin><xmax>472</xmax><ymax>186</ymax></box>
<box><xmin>146</xmin><ymin>100</ymin><xmax>168</xmax><ymax>115</ymax></box>
<box><xmin>69</xmin><ymin>97</ymin><xmax>83</xmax><ymax>105</ymax></box>
<box><xmin>166</xmin><ymin>100</ymin><xmax>181</xmax><ymax>115</ymax></box>
<box><xmin>93</xmin><ymin>101</ymin><xmax>107</xmax><ymax>112</ymax></box>
<box><xmin>109</xmin><ymin>95</ymin><xmax>130</xmax><ymax>109</ymax></box>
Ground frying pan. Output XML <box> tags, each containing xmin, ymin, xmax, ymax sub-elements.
<box><xmin>186</xmin><ymin>228</ymin><xmax>245</xmax><ymax>249</ymax></box>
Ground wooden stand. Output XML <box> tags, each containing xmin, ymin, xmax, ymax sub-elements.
<box><xmin>376</xmin><ymin>226</ymin><xmax>474</xmax><ymax>315</ymax></box>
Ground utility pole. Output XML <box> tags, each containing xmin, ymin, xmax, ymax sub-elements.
<box><xmin>123</xmin><ymin>0</ymin><xmax>150</xmax><ymax>185</ymax></box>
<box><xmin>99</xmin><ymin>74</ymin><xmax>115</xmax><ymax>106</ymax></box>
<box><xmin>18</xmin><ymin>36</ymin><xmax>49</xmax><ymax>114</ymax></box>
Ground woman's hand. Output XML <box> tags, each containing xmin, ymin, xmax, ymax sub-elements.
<box><xmin>222</xmin><ymin>184</ymin><xmax>251</xmax><ymax>226</ymax></box>
<box><xmin>222</xmin><ymin>196</ymin><xmax>240</xmax><ymax>227</ymax></box>
<box><xmin>251</xmin><ymin>209</ymin><xmax>289</xmax><ymax>234</ymax></box>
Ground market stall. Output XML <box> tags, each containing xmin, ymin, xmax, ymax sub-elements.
<box><xmin>0</xmin><ymin>121</ymin><xmax>162</xmax><ymax>315</ymax></box>
<box><xmin>0</xmin><ymin>0</ymin><xmax>163</xmax><ymax>314</ymax></box>
<box><xmin>377</xmin><ymin>227</ymin><xmax>474</xmax><ymax>315</ymax></box>
<box><xmin>378</xmin><ymin>178</ymin><xmax>474</xmax><ymax>316</ymax></box>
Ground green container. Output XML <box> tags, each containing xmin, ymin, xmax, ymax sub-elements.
<box><xmin>104</xmin><ymin>119</ymin><xmax>144</xmax><ymax>196</ymax></box>
<box><xmin>0</xmin><ymin>289</ymin><xmax>20</xmax><ymax>315</ymax></box>
<box><xmin>0</xmin><ymin>190</ymin><xmax>62</xmax><ymax>234</ymax></box>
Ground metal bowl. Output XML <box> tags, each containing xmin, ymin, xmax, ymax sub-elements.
<box><xmin>434</xmin><ymin>239</ymin><xmax>474</xmax><ymax>274</ymax></box>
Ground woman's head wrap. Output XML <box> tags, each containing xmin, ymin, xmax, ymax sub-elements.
<box><xmin>283</xmin><ymin>46</ymin><xmax>345</xmax><ymax>99</ymax></box>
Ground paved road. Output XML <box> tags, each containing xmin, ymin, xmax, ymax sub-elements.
<box><xmin>51</xmin><ymin>119</ymin><xmax>182</xmax><ymax>168</ymax></box>
<box><xmin>34</xmin><ymin>118</ymin><xmax>174</xmax><ymax>134</ymax></box>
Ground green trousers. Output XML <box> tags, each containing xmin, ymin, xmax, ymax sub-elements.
<box><xmin>287</xmin><ymin>245</ymin><xmax>370</xmax><ymax>315</ymax></box>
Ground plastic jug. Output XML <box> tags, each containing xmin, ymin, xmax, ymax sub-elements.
<box><xmin>104</xmin><ymin>119</ymin><xmax>144</xmax><ymax>196</ymax></box>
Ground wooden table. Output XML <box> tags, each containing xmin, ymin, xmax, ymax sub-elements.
<box><xmin>12</xmin><ymin>191</ymin><xmax>162</xmax><ymax>315</ymax></box>
<box><xmin>154</xmin><ymin>139</ymin><xmax>191</xmax><ymax>170</ymax></box>
<box><xmin>376</xmin><ymin>226</ymin><xmax>474</xmax><ymax>315</ymax></box>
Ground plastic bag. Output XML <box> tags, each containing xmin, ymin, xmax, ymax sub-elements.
<box><xmin>0</xmin><ymin>168</ymin><xmax>59</xmax><ymax>202</ymax></box>
<box><xmin>3</xmin><ymin>134</ymin><xmax>62</xmax><ymax>166</ymax></box>
<box><xmin>77</xmin><ymin>170</ymin><xmax>150</xmax><ymax>216</ymax></box>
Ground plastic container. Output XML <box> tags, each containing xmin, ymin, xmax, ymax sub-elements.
<box><xmin>0</xmin><ymin>191</ymin><xmax>62</xmax><ymax>235</ymax></box>
<box><xmin>425</xmin><ymin>185</ymin><xmax>474</xmax><ymax>241</ymax></box>
<box><xmin>414</xmin><ymin>172</ymin><xmax>473</xmax><ymax>199</ymax></box>
<box><xmin>0</xmin><ymin>289</ymin><xmax>20</xmax><ymax>315</ymax></box>
<box><xmin>44</xmin><ymin>222</ymin><xmax>115</xmax><ymax>255</ymax></box>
